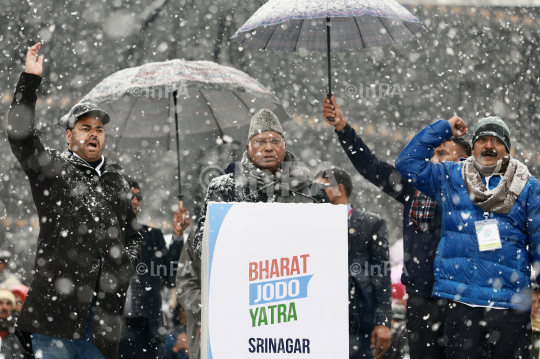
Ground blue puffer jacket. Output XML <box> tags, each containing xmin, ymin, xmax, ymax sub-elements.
<box><xmin>396</xmin><ymin>119</ymin><xmax>540</xmax><ymax>312</ymax></box>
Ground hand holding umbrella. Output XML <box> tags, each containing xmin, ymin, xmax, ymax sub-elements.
<box><xmin>233</xmin><ymin>0</ymin><xmax>427</xmax><ymax>122</ymax></box>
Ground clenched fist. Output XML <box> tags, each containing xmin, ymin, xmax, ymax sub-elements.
<box><xmin>448</xmin><ymin>115</ymin><xmax>467</xmax><ymax>137</ymax></box>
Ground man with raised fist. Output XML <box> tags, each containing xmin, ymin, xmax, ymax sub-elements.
<box><xmin>7</xmin><ymin>43</ymin><xmax>142</xmax><ymax>359</ymax></box>
<box><xmin>396</xmin><ymin>115</ymin><xmax>540</xmax><ymax>359</ymax></box>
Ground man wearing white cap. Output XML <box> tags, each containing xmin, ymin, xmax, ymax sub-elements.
<box><xmin>177</xmin><ymin>108</ymin><xmax>330</xmax><ymax>359</ymax></box>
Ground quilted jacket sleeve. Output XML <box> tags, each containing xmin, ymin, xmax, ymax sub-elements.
<box><xmin>395</xmin><ymin>119</ymin><xmax>454</xmax><ymax>199</ymax></box>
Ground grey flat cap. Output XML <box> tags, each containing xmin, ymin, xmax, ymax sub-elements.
<box><xmin>247</xmin><ymin>109</ymin><xmax>284</xmax><ymax>141</ymax></box>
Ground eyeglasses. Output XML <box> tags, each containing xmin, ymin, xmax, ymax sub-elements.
<box><xmin>132</xmin><ymin>192</ymin><xmax>143</xmax><ymax>201</ymax></box>
<box><xmin>252</xmin><ymin>138</ymin><xmax>284</xmax><ymax>148</ymax></box>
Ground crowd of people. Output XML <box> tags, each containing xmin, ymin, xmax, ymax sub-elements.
<box><xmin>3</xmin><ymin>40</ymin><xmax>540</xmax><ymax>359</ymax></box>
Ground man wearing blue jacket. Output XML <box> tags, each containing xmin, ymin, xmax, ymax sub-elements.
<box><xmin>396</xmin><ymin>115</ymin><xmax>540</xmax><ymax>358</ymax></box>
<box><xmin>323</xmin><ymin>97</ymin><xmax>470</xmax><ymax>359</ymax></box>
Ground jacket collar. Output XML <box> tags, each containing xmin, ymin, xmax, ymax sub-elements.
<box><xmin>62</xmin><ymin>150</ymin><xmax>123</xmax><ymax>176</ymax></box>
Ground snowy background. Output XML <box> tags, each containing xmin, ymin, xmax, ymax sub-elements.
<box><xmin>1</xmin><ymin>0</ymin><xmax>540</xmax><ymax>282</ymax></box>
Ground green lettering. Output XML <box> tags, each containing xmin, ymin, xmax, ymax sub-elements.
<box><xmin>258</xmin><ymin>307</ymin><xmax>268</xmax><ymax>326</ymax></box>
<box><xmin>277</xmin><ymin>304</ymin><xmax>287</xmax><ymax>323</ymax></box>
<box><xmin>268</xmin><ymin>305</ymin><xmax>277</xmax><ymax>324</ymax></box>
<box><xmin>288</xmin><ymin>302</ymin><xmax>297</xmax><ymax>322</ymax></box>
<box><xmin>249</xmin><ymin>307</ymin><xmax>259</xmax><ymax>327</ymax></box>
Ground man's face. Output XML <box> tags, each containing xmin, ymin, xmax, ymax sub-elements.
<box><xmin>472</xmin><ymin>135</ymin><xmax>508</xmax><ymax>166</ymax></box>
<box><xmin>0</xmin><ymin>299</ymin><xmax>12</xmax><ymax>320</ymax></box>
<box><xmin>66</xmin><ymin>115</ymin><xmax>106</xmax><ymax>162</ymax></box>
<box><xmin>131</xmin><ymin>188</ymin><xmax>141</xmax><ymax>217</ymax></box>
<box><xmin>246</xmin><ymin>132</ymin><xmax>287</xmax><ymax>174</ymax></box>
<box><xmin>431</xmin><ymin>140</ymin><xmax>467</xmax><ymax>164</ymax></box>
<box><xmin>533</xmin><ymin>292</ymin><xmax>540</xmax><ymax>319</ymax></box>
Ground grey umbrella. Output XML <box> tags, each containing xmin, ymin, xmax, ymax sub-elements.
<box><xmin>232</xmin><ymin>0</ymin><xmax>427</xmax><ymax>121</ymax></box>
<box><xmin>62</xmin><ymin>59</ymin><xmax>289</xmax><ymax>206</ymax></box>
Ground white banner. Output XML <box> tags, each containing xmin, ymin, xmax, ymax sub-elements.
<box><xmin>201</xmin><ymin>202</ymin><xmax>349</xmax><ymax>359</ymax></box>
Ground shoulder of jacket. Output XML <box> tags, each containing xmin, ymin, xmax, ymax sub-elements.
<box><xmin>525</xmin><ymin>176</ymin><xmax>540</xmax><ymax>196</ymax></box>
<box><xmin>353</xmin><ymin>209</ymin><xmax>385</xmax><ymax>224</ymax></box>
<box><xmin>46</xmin><ymin>147</ymin><xmax>61</xmax><ymax>157</ymax></box>
<box><xmin>208</xmin><ymin>173</ymin><xmax>237</xmax><ymax>190</ymax></box>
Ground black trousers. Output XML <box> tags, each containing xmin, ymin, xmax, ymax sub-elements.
<box><xmin>445</xmin><ymin>301</ymin><xmax>531</xmax><ymax>359</ymax></box>
<box><xmin>406</xmin><ymin>292</ymin><xmax>448</xmax><ymax>359</ymax></box>
<box><xmin>118</xmin><ymin>317</ymin><xmax>161</xmax><ymax>359</ymax></box>
<box><xmin>349</xmin><ymin>331</ymin><xmax>374</xmax><ymax>359</ymax></box>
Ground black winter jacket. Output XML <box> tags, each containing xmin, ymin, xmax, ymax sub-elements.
<box><xmin>337</xmin><ymin>124</ymin><xmax>441</xmax><ymax>297</ymax></box>
<box><xmin>8</xmin><ymin>72</ymin><xmax>142</xmax><ymax>359</ymax></box>
<box><xmin>348</xmin><ymin>208</ymin><xmax>392</xmax><ymax>333</ymax></box>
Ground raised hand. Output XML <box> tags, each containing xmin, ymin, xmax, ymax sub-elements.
<box><xmin>322</xmin><ymin>95</ymin><xmax>347</xmax><ymax>131</ymax></box>
<box><xmin>448</xmin><ymin>115</ymin><xmax>467</xmax><ymax>137</ymax></box>
<box><xmin>25</xmin><ymin>43</ymin><xmax>44</xmax><ymax>76</ymax></box>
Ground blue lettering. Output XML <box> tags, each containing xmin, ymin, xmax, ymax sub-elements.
<box><xmin>286</xmin><ymin>339</ymin><xmax>293</xmax><ymax>353</ymax></box>
<box><xmin>303</xmin><ymin>339</ymin><xmax>310</xmax><ymax>353</ymax></box>
<box><xmin>277</xmin><ymin>339</ymin><xmax>285</xmax><ymax>353</ymax></box>
<box><xmin>269</xmin><ymin>338</ymin><xmax>276</xmax><ymax>353</ymax></box>
<box><xmin>249</xmin><ymin>275</ymin><xmax>313</xmax><ymax>306</ymax></box>
<box><xmin>294</xmin><ymin>339</ymin><xmax>301</xmax><ymax>353</ymax></box>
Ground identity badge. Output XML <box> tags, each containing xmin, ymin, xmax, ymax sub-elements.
<box><xmin>475</xmin><ymin>219</ymin><xmax>502</xmax><ymax>251</ymax></box>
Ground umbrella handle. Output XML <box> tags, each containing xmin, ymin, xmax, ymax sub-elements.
<box><xmin>178</xmin><ymin>199</ymin><xmax>186</xmax><ymax>228</ymax></box>
<box><xmin>327</xmin><ymin>93</ymin><xmax>335</xmax><ymax>122</ymax></box>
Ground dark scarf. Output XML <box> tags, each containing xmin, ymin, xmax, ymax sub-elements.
<box><xmin>409</xmin><ymin>190</ymin><xmax>437</xmax><ymax>232</ymax></box>
<box><xmin>462</xmin><ymin>155</ymin><xmax>530</xmax><ymax>214</ymax></box>
<box><xmin>0</xmin><ymin>316</ymin><xmax>15</xmax><ymax>334</ymax></box>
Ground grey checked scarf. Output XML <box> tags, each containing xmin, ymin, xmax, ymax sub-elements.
<box><xmin>462</xmin><ymin>155</ymin><xmax>530</xmax><ymax>214</ymax></box>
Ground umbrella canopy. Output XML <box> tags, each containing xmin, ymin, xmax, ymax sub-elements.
<box><xmin>64</xmin><ymin>59</ymin><xmax>289</xmax><ymax>200</ymax></box>
<box><xmin>63</xmin><ymin>59</ymin><xmax>289</xmax><ymax>151</ymax></box>
<box><xmin>232</xmin><ymin>0</ymin><xmax>427</xmax><ymax>52</ymax></box>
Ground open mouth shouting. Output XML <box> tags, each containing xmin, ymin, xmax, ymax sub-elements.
<box><xmin>85</xmin><ymin>138</ymin><xmax>100</xmax><ymax>153</ymax></box>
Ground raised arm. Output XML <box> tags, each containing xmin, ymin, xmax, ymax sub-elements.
<box><xmin>8</xmin><ymin>43</ymin><xmax>47</xmax><ymax>171</ymax></box>
<box><xmin>323</xmin><ymin>96</ymin><xmax>416</xmax><ymax>204</ymax></box>
<box><xmin>395</xmin><ymin>117</ymin><xmax>467</xmax><ymax>198</ymax></box>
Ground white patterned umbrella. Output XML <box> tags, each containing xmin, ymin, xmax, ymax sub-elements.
<box><xmin>64</xmin><ymin>59</ymin><xmax>289</xmax><ymax>200</ymax></box>
<box><xmin>232</xmin><ymin>0</ymin><xmax>427</xmax><ymax>120</ymax></box>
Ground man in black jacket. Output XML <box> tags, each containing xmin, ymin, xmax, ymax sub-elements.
<box><xmin>8</xmin><ymin>42</ymin><xmax>142</xmax><ymax>359</ymax></box>
<box><xmin>316</xmin><ymin>168</ymin><xmax>391</xmax><ymax>359</ymax></box>
<box><xmin>119</xmin><ymin>177</ymin><xmax>189</xmax><ymax>358</ymax></box>
<box><xmin>322</xmin><ymin>96</ymin><xmax>470</xmax><ymax>359</ymax></box>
